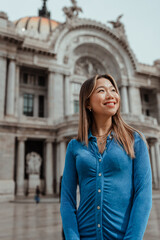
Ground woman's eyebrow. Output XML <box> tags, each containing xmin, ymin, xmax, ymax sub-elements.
<box><xmin>95</xmin><ymin>85</ymin><xmax>114</xmax><ymax>90</ymax></box>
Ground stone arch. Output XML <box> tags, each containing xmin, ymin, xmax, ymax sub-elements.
<box><xmin>50</xmin><ymin>20</ymin><xmax>138</xmax><ymax>79</ymax></box>
<box><xmin>73</xmin><ymin>43</ymin><xmax>121</xmax><ymax>81</ymax></box>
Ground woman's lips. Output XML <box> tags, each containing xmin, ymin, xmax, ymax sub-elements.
<box><xmin>104</xmin><ymin>101</ymin><xmax>116</xmax><ymax>106</ymax></box>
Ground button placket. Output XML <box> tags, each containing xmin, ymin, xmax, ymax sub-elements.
<box><xmin>96</xmin><ymin>155</ymin><xmax>103</xmax><ymax>239</ymax></box>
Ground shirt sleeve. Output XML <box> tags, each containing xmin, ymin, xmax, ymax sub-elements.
<box><xmin>60</xmin><ymin>140</ymin><xmax>80</xmax><ymax>240</ymax></box>
<box><xmin>124</xmin><ymin>133</ymin><xmax>152</xmax><ymax>240</ymax></box>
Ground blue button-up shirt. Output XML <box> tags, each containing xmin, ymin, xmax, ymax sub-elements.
<box><xmin>60</xmin><ymin>130</ymin><xmax>152</xmax><ymax>240</ymax></box>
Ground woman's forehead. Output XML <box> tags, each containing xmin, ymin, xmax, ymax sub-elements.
<box><xmin>96</xmin><ymin>77</ymin><xmax>113</xmax><ymax>87</ymax></box>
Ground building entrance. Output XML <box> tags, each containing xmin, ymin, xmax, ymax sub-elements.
<box><xmin>25</xmin><ymin>139</ymin><xmax>44</xmax><ymax>195</ymax></box>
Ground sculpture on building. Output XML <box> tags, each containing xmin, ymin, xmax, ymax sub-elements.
<box><xmin>75</xmin><ymin>57</ymin><xmax>105</xmax><ymax>76</ymax></box>
<box><xmin>26</xmin><ymin>152</ymin><xmax>42</xmax><ymax>175</ymax></box>
<box><xmin>108</xmin><ymin>14</ymin><xmax>128</xmax><ymax>43</ymax></box>
<box><xmin>63</xmin><ymin>0</ymin><xmax>83</xmax><ymax>21</ymax></box>
<box><xmin>108</xmin><ymin>14</ymin><xmax>124</xmax><ymax>29</ymax></box>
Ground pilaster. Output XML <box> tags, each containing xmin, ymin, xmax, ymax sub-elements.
<box><xmin>128</xmin><ymin>84</ymin><xmax>142</xmax><ymax>115</ymax></box>
<box><xmin>155</xmin><ymin>141</ymin><xmax>160</xmax><ymax>188</ymax></box>
<box><xmin>48</xmin><ymin>71</ymin><xmax>64</xmax><ymax>123</ymax></box>
<box><xmin>45</xmin><ymin>139</ymin><xmax>54</xmax><ymax>195</ymax></box>
<box><xmin>56</xmin><ymin>140</ymin><xmax>66</xmax><ymax>194</ymax></box>
<box><xmin>150</xmin><ymin>142</ymin><xmax>158</xmax><ymax>189</ymax></box>
<box><xmin>15</xmin><ymin>65</ymin><xmax>20</xmax><ymax>117</ymax></box>
<box><xmin>6</xmin><ymin>59</ymin><xmax>16</xmax><ymax>116</ymax></box>
<box><xmin>16</xmin><ymin>137</ymin><xmax>27</xmax><ymax>196</ymax></box>
<box><xmin>156</xmin><ymin>91</ymin><xmax>160</xmax><ymax>124</ymax></box>
<box><xmin>120</xmin><ymin>85</ymin><xmax>129</xmax><ymax>113</ymax></box>
<box><xmin>0</xmin><ymin>55</ymin><xmax>7</xmax><ymax>119</ymax></box>
<box><xmin>64</xmin><ymin>75</ymin><xmax>71</xmax><ymax>116</ymax></box>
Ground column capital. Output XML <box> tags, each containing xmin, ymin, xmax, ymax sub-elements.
<box><xmin>147</xmin><ymin>137</ymin><xmax>158</xmax><ymax>146</ymax></box>
<box><xmin>0</xmin><ymin>52</ymin><xmax>7</xmax><ymax>59</ymax></box>
<box><xmin>120</xmin><ymin>83</ymin><xmax>128</xmax><ymax>87</ymax></box>
<box><xmin>48</xmin><ymin>67</ymin><xmax>71</xmax><ymax>76</ymax></box>
<box><xmin>128</xmin><ymin>83</ymin><xmax>139</xmax><ymax>88</ymax></box>
<box><xmin>45</xmin><ymin>138</ymin><xmax>55</xmax><ymax>143</ymax></box>
<box><xmin>17</xmin><ymin>136</ymin><xmax>27</xmax><ymax>142</ymax></box>
<box><xmin>56</xmin><ymin>137</ymin><xmax>67</xmax><ymax>143</ymax></box>
<box><xmin>7</xmin><ymin>56</ymin><xmax>16</xmax><ymax>61</ymax></box>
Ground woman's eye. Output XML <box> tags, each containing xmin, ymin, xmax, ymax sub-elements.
<box><xmin>112</xmin><ymin>88</ymin><xmax>116</xmax><ymax>92</ymax></box>
<box><xmin>98</xmin><ymin>89</ymin><xmax>104</xmax><ymax>93</ymax></box>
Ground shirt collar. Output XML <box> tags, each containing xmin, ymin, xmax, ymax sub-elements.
<box><xmin>88</xmin><ymin>128</ymin><xmax>114</xmax><ymax>141</ymax></box>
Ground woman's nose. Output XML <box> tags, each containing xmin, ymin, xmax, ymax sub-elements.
<box><xmin>105</xmin><ymin>91</ymin><xmax>114</xmax><ymax>99</ymax></box>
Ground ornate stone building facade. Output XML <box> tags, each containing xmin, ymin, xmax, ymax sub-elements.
<box><xmin>0</xmin><ymin>0</ymin><xmax>160</xmax><ymax>201</ymax></box>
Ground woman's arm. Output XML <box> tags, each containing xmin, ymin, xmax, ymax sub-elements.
<box><xmin>60</xmin><ymin>140</ymin><xmax>80</xmax><ymax>240</ymax></box>
<box><xmin>124</xmin><ymin>133</ymin><xmax>152</xmax><ymax>240</ymax></box>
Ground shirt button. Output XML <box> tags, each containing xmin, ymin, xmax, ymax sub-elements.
<box><xmin>98</xmin><ymin>189</ymin><xmax>101</xmax><ymax>193</ymax></box>
<box><xmin>98</xmin><ymin>224</ymin><xmax>101</xmax><ymax>228</ymax></box>
<box><xmin>99</xmin><ymin>159</ymin><xmax>102</xmax><ymax>162</ymax></box>
<box><xmin>97</xmin><ymin>206</ymin><xmax>100</xmax><ymax>210</ymax></box>
<box><xmin>98</xmin><ymin>173</ymin><xmax>102</xmax><ymax>176</ymax></box>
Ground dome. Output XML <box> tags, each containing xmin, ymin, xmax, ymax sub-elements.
<box><xmin>14</xmin><ymin>16</ymin><xmax>60</xmax><ymax>40</ymax></box>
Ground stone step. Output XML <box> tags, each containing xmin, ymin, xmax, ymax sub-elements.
<box><xmin>10</xmin><ymin>195</ymin><xmax>60</xmax><ymax>203</ymax></box>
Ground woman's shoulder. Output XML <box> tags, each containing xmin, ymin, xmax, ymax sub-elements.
<box><xmin>67</xmin><ymin>138</ymin><xmax>82</xmax><ymax>149</ymax></box>
<box><xmin>133</xmin><ymin>130</ymin><xmax>147</xmax><ymax>147</ymax></box>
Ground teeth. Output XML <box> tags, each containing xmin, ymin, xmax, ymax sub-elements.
<box><xmin>106</xmin><ymin>103</ymin><xmax>114</xmax><ymax>105</ymax></box>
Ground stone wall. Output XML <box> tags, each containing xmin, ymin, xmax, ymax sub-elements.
<box><xmin>0</xmin><ymin>134</ymin><xmax>15</xmax><ymax>201</ymax></box>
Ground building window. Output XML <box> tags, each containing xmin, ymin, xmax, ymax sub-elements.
<box><xmin>74</xmin><ymin>100</ymin><xmax>79</xmax><ymax>113</ymax></box>
<box><xmin>39</xmin><ymin>95</ymin><xmax>44</xmax><ymax>117</ymax></box>
<box><xmin>144</xmin><ymin>94</ymin><xmax>149</xmax><ymax>102</ymax></box>
<box><xmin>146</xmin><ymin>109</ymin><xmax>150</xmax><ymax>116</ymax></box>
<box><xmin>20</xmin><ymin>68</ymin><xmax>47</xmax><ymax>118</ymax></box>
<box><xmin>23</xmin><ymin>94</ymin><xmax>34</xmax><ymax>116</ymax></box>
<box><xmin>38</xmin><ymin>76</ymin><xmax>45</xmax><ymax>86</ymax></box>
<box><xmin>23</xmin><ymin>73</ymin><xmax>28</xmax><ymax>84</ymax></box>
<box><xmin>28</xmin><ymin>74</ymin><xmax>36</xmax><ymax>85</ymax></box>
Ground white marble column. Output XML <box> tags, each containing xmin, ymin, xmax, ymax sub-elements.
<box><xmin>128</xmin><ymin>85</ymin><xmax>142</xmax><ymax>115</ymax></box>
<box><xmin>47</xmin><ymin>72</ymin><xmax>54</xmax><ymax>122</ymax></box>
<box><xmin>53</xmin><ymin>72</ymin><xmax>64</xmax><ymax>120</ymax></box>
<box><xmin>64</xmin><ymin>75</ymin><xmax>71</xmax><ymax>116</ymax></box>
<box><xmin>45</xmin><ymin>139</ymin><xmax>54</xmax><ymax>195</ymax></box>
<box><xmin>15</xmin><ymin>65</ymin><xmax>20</xmax><ymax>118</ymax></box>
<box><xmin>0</xmin><ymin>55</ymin><xmax>7</xmax><ymax>119</ymax></box>
<box><xmin>59</xmin><ymin>141</ymin><xmax>66</xmax><ymax>177</ymax></box>
<box><xmin>120</xmin><ymin>85</ymin><xmax>129</xmax><ymax>113</ymax></box>
<box><xmin>6</xmin><ymin>59</ymin><xmax>16</xmax><ymax>116</ymax></box>
<box><xmin>56</xmin><ymin>140</ymin><xmax>66</xmax><ymax>194</ymax></box>
<box><xmin>19</xmin><ymin>94</ymin><xmax>24</xmax><ymax>118</ymax></box>
<box><xmin>16</xmin><ymin>137</ymin><xmax>26</xmax><ymax>196</ymax></box>
<box><xmin>155</xmin><ymin>141</ymin><xmax>160</xmax><ymax>188</ymax></box>
<box><xmin>156</xmin><ymin>91</ymin><xmax>160</xmax><ymax>124</ymax></box>
<box><xmin>150</xmin><ymin>143</ymin><xmax>158</xmax><ymax>189</ymax></box>
<box><xmin>48</xmin><ymin>71</ymin><xmax>64</xmax><ymax>123</ymax></box>
<box><xmin>34</xmin><ymin>95</ymin><xmax>38</xmax><ymax>117</ymax></box>
<box><xmin>56</xmin><ymin>143</ymin><xmax>60</xmax><ymax>193</ymax></box>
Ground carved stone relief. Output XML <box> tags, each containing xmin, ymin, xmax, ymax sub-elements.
<box><xmin>75</xmin><ymin>57</ymin><xmax>105</xmax><ymax>77</ymax></box>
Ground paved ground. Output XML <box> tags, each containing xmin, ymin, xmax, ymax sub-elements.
<box><xmin>0</xmin><ymin>195</ymin><xmax>159</xmax><ymax>240</ymax></box>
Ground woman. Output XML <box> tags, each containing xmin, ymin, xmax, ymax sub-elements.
<box><xmin>60</xmin><ymin>74</ymin><xmax>152</xmax><ymax>240</ymax></box>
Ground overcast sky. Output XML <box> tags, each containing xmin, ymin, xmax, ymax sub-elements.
<box><xmin>0</xmin><ymin>0</ymin><xmax>160</xmax><ymax>65</ymax></box>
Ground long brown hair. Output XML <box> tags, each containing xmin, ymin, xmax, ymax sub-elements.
<box><xmin>77</xmin><ymin>74</ymin><xmax>144</xmax><ymax>158</ymax></box>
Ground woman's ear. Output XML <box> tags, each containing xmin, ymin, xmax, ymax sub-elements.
<box><xmin>86</xmin><ymin>106</ymin><xmax>92</xmax><ymax>112</ymax></box>
<box><xmin>86</xmin><ymin>99</ymin><xmax>92</xmax><ymax>111</ymax></box>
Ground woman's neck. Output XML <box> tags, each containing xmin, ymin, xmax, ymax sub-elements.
<box><xmin>91</xmin><ymin>117</ymin><xmax>112</xmax><ymax>137</ymax></box>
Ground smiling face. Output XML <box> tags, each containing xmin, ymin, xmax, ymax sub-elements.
<box><xmin>88</xmin><ymin>77</ymin><xmax>120</xmax><ymax>118</ymax></box>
